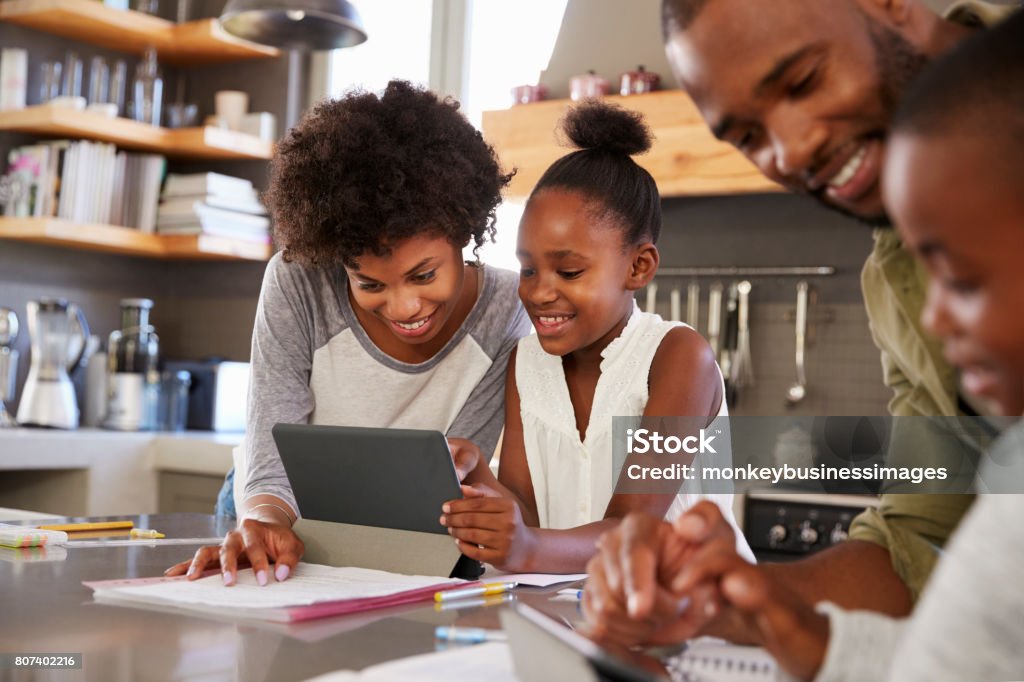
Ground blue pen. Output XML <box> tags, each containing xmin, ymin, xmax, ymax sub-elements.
<box><xmin>434</xmin><ymin>626</ymin><xmax>508</xmax><ymax>644</ymax></box>
<box><xmin>556</xmin><ymin>588</ymin><xmax>584</xmax><ymax>600</ymax></box>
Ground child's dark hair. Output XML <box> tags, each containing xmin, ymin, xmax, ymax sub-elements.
<box><xmin>891</xmin><ymin>12</ymin><xmax>1024</xmax><ymax>183</ymax></box>
<box><xmin>266</xmin><ymin>80</ymin><xmax>514</xmax><ymax>267</ymax></box>
<box><xmin>530</xmin><ymin>100</ymin><xmax>661</xmax><ymax>246</ymax></box>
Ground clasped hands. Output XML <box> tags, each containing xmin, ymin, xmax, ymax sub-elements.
<box><xmin>582</xmin><ymin>501</ymin><xmax>830</xmax><ymax>681</ymax></box>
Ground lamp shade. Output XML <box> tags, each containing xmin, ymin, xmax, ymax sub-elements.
<box><xmin>219</xmin><ymin>0</ymin><xmax>368</xmax><ymax>51</ymax></box>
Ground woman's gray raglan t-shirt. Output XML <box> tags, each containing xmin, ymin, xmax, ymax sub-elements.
<box><xmin>241</xmin><ymin>252</ymin><xmax>531</xmax><ymax>514</ymax></box>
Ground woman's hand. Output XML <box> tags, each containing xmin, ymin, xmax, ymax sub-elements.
<box><xmin>441</xmin><ymin>485</ymin><xmax>535</xmax><ymax>571</ymax></box>
<box><xmin>447</xmin><ymin>437</ymin><xmax>483</xmax><ymax>482</ymax></box>
<box><xmin>163</xmin><ymin>518</ymin><xmax>305</xmax><ymax>586</ymax></box>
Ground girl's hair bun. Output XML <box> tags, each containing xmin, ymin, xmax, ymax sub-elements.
<box><xmin>561</xmin><ymin>100</ymin><xmax>653</xmax><ymax>156</ymax></box>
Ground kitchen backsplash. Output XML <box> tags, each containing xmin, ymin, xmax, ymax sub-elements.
<box><xmin>0</xmin><ymin>191</ymin><xmax>893</xmax><ymax>416</ymax></box>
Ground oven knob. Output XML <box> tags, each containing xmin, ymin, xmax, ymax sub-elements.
<box><xmin>830</xmin><ymin>523</ymin><xmax>848</xmax><ymax>544</ymax></box>
<box><xmin>799</xmin><ymin>521</ymin><xmax>819</xmax><ymax>545</ymax></box>
<box><xmin>768</xmin><ymin>524</ymin><xmax>788</xmax><ymax>545</ymax></box>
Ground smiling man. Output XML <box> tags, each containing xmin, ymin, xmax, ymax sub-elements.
<box><xmin>661</xmin><ymin>0</ymin><xmax>1017</xmax><ymax>603</ymax></box>
<box><xmin>581</xmin><ymin>0</ymin><xmax>1020</xmax><ymax>650</ymax></box>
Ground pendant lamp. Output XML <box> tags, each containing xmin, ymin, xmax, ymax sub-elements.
<box><xmin>219</xmin><ymin>0</ymin><xmax>368</xmax><ymax>51</ymax></box>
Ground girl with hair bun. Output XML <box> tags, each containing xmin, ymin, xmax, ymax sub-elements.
<box><xmin>443</xmin><ymin>101</ymin><xmax>751</xmax><ymax>572</ymax></box>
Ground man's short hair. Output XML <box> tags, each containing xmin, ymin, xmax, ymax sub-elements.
<box><xmin>892</xmin><ymin>10</ymin><xmax>1024</xmax><ymax>180</ymax></box>
<box><xmin>660</xmin><ymin>0</ymin><xmax>712</xmax><ymax>41</ymax></box>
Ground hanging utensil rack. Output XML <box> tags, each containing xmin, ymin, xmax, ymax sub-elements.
<box><xmin>655</xmin><ymin>266</ymin><xmax>835</xmax><ymax>278</ymax></box>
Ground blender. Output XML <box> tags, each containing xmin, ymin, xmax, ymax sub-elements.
<box><xmin>16</xmin><ymin>299</ymin><xmax>90</xmax><ymax>429</ymax></box>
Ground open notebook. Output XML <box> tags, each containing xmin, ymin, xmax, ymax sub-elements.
<box><xmin>666</xmin><ymin>639</ymin><xmax>777</xmax><ymax>681</ymax></box>
<box><xmin>85</xmin><ymin>563</ymin><xmax>469</xmax><ymax>623</ymax></box>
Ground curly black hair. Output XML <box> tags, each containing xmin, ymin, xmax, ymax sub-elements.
<box><xmin>265</xmin><ymin>80</ymin><xmax>513</xmax><ymax>267</ymax></box>
<box><xmin>532</xmin><ymin>100</ymin><xmax>661</xmax><ymax>246</ymax></box>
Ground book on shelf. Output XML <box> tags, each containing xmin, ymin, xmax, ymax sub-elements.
<box><xmin>163</xmin><ymin>172</ymin><xmax>255</xmax><ymax>201</ymax></box>
<box><xmin>157</xmin><ymin>202</ymin><xmax>271</xmax><ymax>243</ymax></box>
<box><xmin>159</xmin><ymin>194</ymin><xmax>267</xmax><ymax>217</ymax></box>
<box><xmin>2</xmin><ymin>140</ymin><xmax>165</xmax><ymax>232</ymax></box>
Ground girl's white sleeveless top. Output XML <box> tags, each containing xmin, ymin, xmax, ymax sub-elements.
<box><xmin>515</xmin><ymin>303</ymin><xmax>754</xmax><ymax>562</ymax></box>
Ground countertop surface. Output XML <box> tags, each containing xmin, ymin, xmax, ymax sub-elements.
<box><xmin>0</xmin><ymin>513</ymin><xmax>584</xmax><ymax>682</ymax></box>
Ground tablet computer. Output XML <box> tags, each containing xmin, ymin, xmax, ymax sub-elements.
<box><xmin>499</xmin><ymin>603</ymin><xmax>669</xmax><ymax>682</ymax></box>
<box><xmin>272</xmin><ymin>423</ymin><xmax>461</xmax><ymax>535</ymax></box>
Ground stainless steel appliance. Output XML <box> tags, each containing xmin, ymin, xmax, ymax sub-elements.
<box><xmin>741</xmin><ymin>491</ymin><xmax>878</xmax><ymax>562</ymax></box>
<box><xmin>0</xmin><ymin>307</ymin><xmax>19</xmax><ymax>427</ymax></box>
<box><xmin>164</xmin><ymin>360</ymin><xmax>249</xmax><ymax>432</ymax></box>
<box><xmin>104</xmin><ymin>298</ymin><xmax>159</xmax><ymax>431</ymax></box>
<box><xmin>16</xmin><ymin>299</ymin><xmax>90</xmax><ymax>429</ymax></box>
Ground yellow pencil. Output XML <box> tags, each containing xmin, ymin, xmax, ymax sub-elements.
<box><xmin>38</xmin><ymin>521</ymin><xmax>134</xmax><ymax>532</ymax></box>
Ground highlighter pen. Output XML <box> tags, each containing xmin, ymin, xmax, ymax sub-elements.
<box><xmin>434</xmin><ymin>581</ymin><xmax>518</xmax><ymax>603</ymax></box>
<box><xmin>130</xmin><ymin>528</ymin><xmax>165</xmax><ymax>539</ymax></box>
<box><xmin>434</xmin><ymin>626</ymin><xmax>508</xmax><ymax>644</ymax></box>
<box><xmin>38</xmin><ymin>521</ymin><xmax>134</xmax><ymax>532</ymax></box>
<box><xmin>434</xmin><ymin>592</ymin><xmax>514</xmax><ymax>612</ymax></box>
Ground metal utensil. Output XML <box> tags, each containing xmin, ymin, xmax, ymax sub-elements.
<box><xmin>787</xmin><ymin>281</ymin><xmax>809</xmax><ymax>406</ymax></box>
<box><xmin>721</xmin><ymin>283</ymin><xmax>739</xmax><ymax>408</ymax></box>
<box><xmin>733</xmin><ymin>281</ymin><xmax>754</xmax><ymax>388</ymax></box>
<box><xmin>645</xmin><ymin>282</ymin><xmax>659</xmax><ymax>315</ymax></box>
<box><xmin>686</xmin><ymin>282</ymin><xmax>700</xmax><ymax>329</ymax></box>
<box><xmin>707</xmin><ymin>282</ymin><xmax>723</xmax><ymax>356</ymax></box>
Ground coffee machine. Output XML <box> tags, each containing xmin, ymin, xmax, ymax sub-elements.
<box><xmin>16</xmin><ymin>299</ymin><xmax>90</xmax><ymax>429</ymax></box>
<box><xmin>0</xmin><ymin>307</ymin><xmax>18</xmax><ymax>427</ymax></box>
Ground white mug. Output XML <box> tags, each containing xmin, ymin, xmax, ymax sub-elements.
<box><xmin>214</xmin><ymin>90</ymin><xmax>249</xmax><ymax>130</ymax></box>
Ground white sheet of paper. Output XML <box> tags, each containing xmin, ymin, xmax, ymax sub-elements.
<box><xmin>304</xmin><ymin>642</ymin><xmax>517</xmax><ymax>682</ymax></box>
<box><xmin>99</xmin><ymin>564</ymin><xmax>462</xmax><ymax>609</ymax></box>
<box><xmin>484</xmin><ymin>567</ymin><xmax>587</xmax><ymax>587</ymax></box>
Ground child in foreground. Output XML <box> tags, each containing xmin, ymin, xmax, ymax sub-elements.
<box><xmin>585</xmin><ymin>13</ymin><xmax>1024</xmax><ymax>681</ymax></box>
<box><xmin>443</xmin><ymin>101</ymin><xmax>752</xmax><ymax>573</ymax></box>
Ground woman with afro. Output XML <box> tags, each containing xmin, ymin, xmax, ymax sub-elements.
<box><xmin>168</xmin><ymin>80</ymin><xmax>530</xmax><ymax>585</ymax></box>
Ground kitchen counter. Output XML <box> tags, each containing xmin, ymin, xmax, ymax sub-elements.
<box><xmin>0</xmin><ymin>428</ymin><xmax>241</xmax><ymax>516</ymax></box>
<box><xmin>0</xmin><ymin>513</ymin><xmax>581</xmax><ymax>682</ymax></box>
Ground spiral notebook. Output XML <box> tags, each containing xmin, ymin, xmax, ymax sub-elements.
<box><xmin>666</xmin><ymin>639</ymin><xmax>777</xmax><ymax>681</ymax></box>
<box><xmin>501</xmin><ymin>603</ymin><xmax>778</xmax><ymax>682</ymax></box>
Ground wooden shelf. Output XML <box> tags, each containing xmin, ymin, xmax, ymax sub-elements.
<box><xmin>482</xmin><ymin>91</ymin><xmax>781</xmax><ymax>199</ymax></box>
<box><xmin>0</xmin><ymin>0</ymin><xmax>280</xmax><ymax>65</ymax></box>
<box><xmin>0</xmin><ymin>217</ymin><xmax>272</xmax><ymax>261</ymax></box>
<box><xmin>0</xmin><ymin>105</ymin><xmax>273</xmax><ymax>160</ymax></box>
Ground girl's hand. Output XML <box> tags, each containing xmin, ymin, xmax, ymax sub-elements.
<box><xmin>163</xmin><ymin>518</ymin><xmax>305</xmax><ymax>587</ymax></box>
<box><xmin>440</xmin><ymin>485</ymin><xmax>535</xmax><ymax>571</ymax></box>
<box><xmin>447</xmin><ymin>437</ymin><xmax>482</xmax><ymax>482</ymax></box>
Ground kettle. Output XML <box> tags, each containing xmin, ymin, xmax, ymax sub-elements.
<box><xmin>16</xmin><ymin>299</ymin><xmax>90</xmax><ymax>429</ymax></box>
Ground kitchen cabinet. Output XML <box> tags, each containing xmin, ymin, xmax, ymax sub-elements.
<box><xmin>0</xmin><ymin>428</ymin><xmax>237</xmax><ymax>515</ymax></box>
<box><xmin>482</xmin><ymin>91</ymin><xmax>781</xmax><ymax>199</ymax></box>
<box><xmin>158</xmin><ymin>471</ymin><xmax>225</xmax><ymax>514</ymax></box>
<box><xmin>0</xmin><ymin>0</ymin><xmax>277</xmax><ymax>262</ymax></box>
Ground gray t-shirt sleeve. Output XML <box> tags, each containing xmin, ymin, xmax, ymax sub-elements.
<box><xmin>241</xmin><ymin>253</ymin><xmax>319</xmax><ymax>512</ymax></box>
<box><xmin>446</xmin><ymin>270</ymin><xmax>531</xmax><ymax>459</ymax></box>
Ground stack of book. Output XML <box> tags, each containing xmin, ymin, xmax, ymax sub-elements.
<box><xmin>156</xmin><ymin>173</ymin><xmax>270</xmax><ymax>244</ymax></box>
<box><xmin>2</xmin><ymin>141</ymin><xmax>165</xmax><ymax>231</ymax></box>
